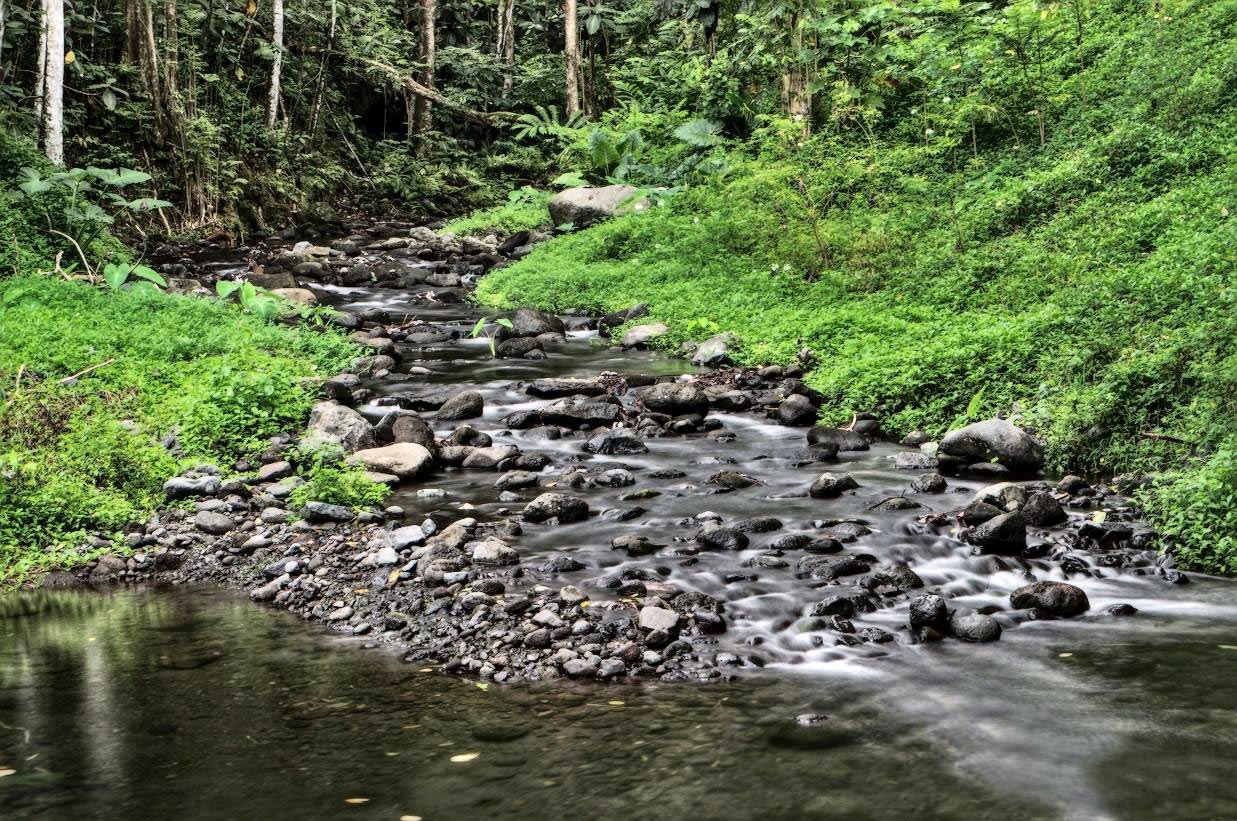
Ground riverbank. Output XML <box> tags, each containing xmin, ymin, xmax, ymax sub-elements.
<box><xmin>23</xmin><ymin>225</ymin><xmax>1217</xmax><ymax>688</ymax></box>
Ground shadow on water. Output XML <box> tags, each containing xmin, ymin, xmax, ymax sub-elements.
<box><xmin>1</xmin><ymin>587</ymin><xmax>1235</xmax><ymax>820</ymax></box>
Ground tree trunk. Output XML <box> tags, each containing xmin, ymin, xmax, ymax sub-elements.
<box><xmin>0</xmin><ymin>0</ymin><xmax>8</xmax><ymax>74</ymax></box>
<box><xmin>308</xmin><ymin>0</ymin><xmax>337</xmax><ymax>136</ymax></box>
<box><xmin>563</xmin><ymin>0</ymin><xmax>580</xmax><ymax>118</ymax></box>
<box><xmin>782</xmin><ymin>11</ymin><xmax>811</xmax><ymax>136</ymax></box>
<box><xmin>266</xmin><ymin>0</ymin><xmax>284</xmax><ymax>129</ymax></box>
<box><xmin>163</xmin><ymin>0</ymin><xmax>179</xmax><ymax>103</ymax></box>
<box><xmin>41</xmin><ymin>0</ymin><xmax>64</xmax><ymax>165</ymax></box>
<box><xmin>413</xmin><ymin>0</ymin><xmax>436</xmax><ymax>135</ymax></box>
<box><xmin>34</xmin><ymin>0</ymin><xmax>47</xmax><ymax>129</ymax></box>
<box><xmin>496</xmin><ymin>0</ymin><xmax>515</xmax><ymax>97</ymax></box>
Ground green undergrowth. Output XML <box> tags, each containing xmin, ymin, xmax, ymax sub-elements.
<box><xmin>441</xmin><ymin>187</ymin><xmax>552</xmax><ymax>236</ymax></box>
<box><xmin>289</xmin><ymin>447</ymin><xmax>391</xmax><ymax>511</ymax></box>
<box><xmin>0</xmin><ymin>276</ymin><xmax>358</xmax><ymax>580</ymax></box>
<box><xmin>476</xmin><ymin>0</ymin><xmax>1237</xmax><ymax>573</ymax></box>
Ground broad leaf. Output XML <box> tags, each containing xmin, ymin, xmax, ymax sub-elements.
<box><xmin>131</xmin><ymin>265</ymin><xmax>167</xmax><ymax>288</ymax></box>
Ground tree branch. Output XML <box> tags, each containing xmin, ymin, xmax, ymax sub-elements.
<box><xmin>352</xmin><ymin>56</ymin><xmax>515</xmax><ymax>126</ymax></box>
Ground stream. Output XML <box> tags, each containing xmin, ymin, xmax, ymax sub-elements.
<box><xmin>2</xmin><ymin>230</ymin><xmax>1236</xmax><ymax>819</ymax></box>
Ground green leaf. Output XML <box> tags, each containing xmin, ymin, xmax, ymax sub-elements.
<box><xmin>495</xmin><ymin>318</ymin><xmax>514</xmax><ymax>329</ymax></box>
<box><xmin>216</xmin><ymin>280</ymin><xmax>243</xmax><ymax>299</ymax></box>
<box><xmin>102</xmin><ymin>263</ymin><xmax>130</xmax><ymax>292</ymax></box>
<box><xmin>965</xmin><ymin>386</ymin><xmax>986</xmax><ymax>418</ymax></box>
<box><xmin>469</xmin><ymin>317</ymin><xmax>487</xmax><ymax>338</ymax></box>
<box><xmin>130</xmin><ymin>265</ymin><xmax>167</xmax><ymax>288</ymax></box>
<box><xmin>673</xmin><ymin>119</ymin><xmax>724</xmax><ymax>147</ymax></box>
<box><xmin>127</xmin><ymin>197</ymin><xmax>174</xmax><ymax>212</ymax></box>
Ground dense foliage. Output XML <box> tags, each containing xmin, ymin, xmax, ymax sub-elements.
<box><xmin>1</xmin><ymin>0</ymin><xmax>1233</xmax><ymax>573</ymax></box>
<box><xmin>0</xmin><ymin>274</ymin><xmax>357</xmax><ymax>578</ymax></box>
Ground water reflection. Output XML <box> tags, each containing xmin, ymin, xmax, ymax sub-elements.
<box><xmin>1</xmin><ymin>588</ymin><xmax>1234</xmax><ymax>820</ymax></box>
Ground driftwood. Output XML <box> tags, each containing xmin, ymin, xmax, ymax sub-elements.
<box><xmin>354</xmin><ymin>57</ymin><xmax>515</xmax><ymax>127</ymax></box>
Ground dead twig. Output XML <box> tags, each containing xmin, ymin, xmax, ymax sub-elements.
<box><xmin>58</xmin><ymin>358</ymin><xmax>116</xmax><ymax>385</ymax></box>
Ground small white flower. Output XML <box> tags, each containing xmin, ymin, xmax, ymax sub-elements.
<box><xmin>943</xmin><ymin>96</ymin><xmax>951</xmax><ymax>103</ymax></box>
<box><xmin>925</xmin><ymin>128</ymin><xmax>935</xmax><ymax>136</ymax></box>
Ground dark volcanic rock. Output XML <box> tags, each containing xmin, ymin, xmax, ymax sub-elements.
<box><xmin>1010</xmin><ymin>581</ymin><xmax>1090</xmax><ymax>618</ymax></box>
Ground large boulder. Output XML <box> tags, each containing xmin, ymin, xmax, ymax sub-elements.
<box><xmin>807</xmin><ymin>426</ymin><xmax>870</xmax><ymax>452</ymax></box>
<box><xmin>620</xmin><ymin>323</ymin><xmax>669</xmax><ymax>349</ymax></box>
<box><xmin>548</xmin><ymin>184</ymin><xmax>647</xmax><ymax>228</ymax></box>
<box><xmin>938</xmin><ymin>418</ymin><xmax>1044</xmax><ymax>471</ymax></box>
<box><xmin>304</xmin><ymin>401</ymin><xmax>375</xmax><ymax>452</ymax></box>
<box><xmin>437</xmin><ymin>390</ymin><xmax>484</xmax><ymax>421</ymax></box>
<box><xmin>349</xmin><ymin>443</ymin><xmax>435</xmax><ymax>479</ymax></box>
<box><xmin>1010</xmin><ymin>581</ymin><xmax>1090</xmax><ymax>618</ymax></box>
<box><xmin>965</xmin><ymin>511</ymin><xmax>1027</xmax><ymax>554</ymax></box>
<box><xmin>523</xmin><ymin>492</ymin><xmax>589</xmax><ymax>523</ymax></box>
<box><xmin>691</xmin><ymin>333</ymin><xmax>737</xmax><ymax>368</ymax></box>
<box><xmin>538</xmin><ymin>396</ymin><xmax>623</xmax><ymax>428</ymax></box>
<box><xmin>637</xmin><ymin>382</ymin><xmax>709</xmax><ymax>416</ymax></box>
<box><xmin>502</xmin><ymin>308</ymin><xmax>564</xmax><ymax>338</ymax></box>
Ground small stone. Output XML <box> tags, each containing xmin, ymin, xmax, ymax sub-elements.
<box><xmin>638</xmin><ymin>606</ymin><xmax>679</xmax><ymax>632</ymax></box>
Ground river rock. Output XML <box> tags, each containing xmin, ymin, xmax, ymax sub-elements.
<box><xmin>692</xmin><ymin>333</ymin><xmax>737</xmax><ymax>367</ymax></box>
<box><xmin>809</xmin><ymin>472</ymin><xmax>859</xmax><ymax>498</ymax></box>
<box><xmin>637</xmin><ymin>382</ymin><xmax>709</xmax><ymax>416</ymax></box>
<box><xmin>807</xmin><ymin>426</ymin><xmax>870</xmax><ymax>451</ymax></box>
<box><xmin>965</xmin><ymin>511</ymin><xmax>1027</xmax><ymax>554</ymax></box>
<box><xmin>598</xmin><ymin>304</ymin><xmax>649</xmax><ymax>337</ymax></box>
<box><xmin>523</xmin><ymin>493</ymin><xmax>589</xmax><ymax>523</ymax></box>
<box><xmin>638</xmin><ymin>605</ymin><xmax>679</xmax><ymax>632</ymax></box>
<box><xmin>1009</xmin><ymin>581</ymin><xmax>1090</xmax><ymax>618</ymax></box>
<box><xmin>302</xmin><ymin>501</ymin><xmax>353</xmax><ymax>523</ymax></box>
<box><xmin>949</xmin><ymin>612</ymin><xmax>1002</xmax><ymax>642</ymax></box>
<box><xmin>938</xmin><ymin>418</ymin><xmax>1044</xmax><ymax>471</ymax></box>
<box><xmin>909</xmin><ymin>593</ymin><xmax>948</xmax><ymax>631</ymax></box>
<box><xmin>271</xmin><ymin>287</ymin><xmax>317</xmax><ymax>305</ymax></box>
<box><xmin>502</xmin><ymin>307</ymin><xmax>565</xmax><ymax>338</ymax></box>
<box><xmin>375</xmin><ymin>411</ymin><xmax>436</xmax><ymax>449</ymax></box>
<box><xmin>304</xmin><ymin>401</ymin><xmax>375</xmax><ymax>451</ymax></box>
<box><xmin>496</xmin><ymin>337</ymin><xmax>543</xmax><ymax>358</ymax></box>
<box><xmin>539</xmin><ymin>396</ymin><xmax>622</xmax><ymax>428</ymax></box>
<box><xmin>548</xmin><ymin>184</ymin><xmax>647</xmax><ymax>228</ymax></box>
<box><xmin>1022</xmin><ymin>490</ymin><xmax>1068</xmax><ymax>526</ymax></box>
<box><xmin>437</xmin><ymin>390</ymin><xmax>484</xmax><ymax>421</ymax></box>
<box><xmin>910</xmin><ymin>473</ymin><xmax>947</xmax><ymax>493</ymax></box>
<box><xmin>470</xmin><ymin>538</ymin><xmax>520</xmax><ymax>566</ymax></box>
<box><xmin>461</xmin><ymin>446</ymin><xmax>518</xmax><ymax>469</ymax></box>
<box><xmin>164</xmin><ymin>475</ymin><xmax>220</xmax><ymax>501</ymax></box>
<box><xmin>526</xmin><ymin>378</ymin><xmax>606</xmax><ymax>398</ymax></box>
<box><xmin>584</xmin><ymin>429</ymin><xmax>648</xmax><ymax>455</ymax></box>
<box><xmin>778</xmin><ymin>394</ymin><xmax>818</xmax><ymax>426</ymax></box>
<box><xmin>194</xmin><ymin>510</ymin><xmax>234</xmax><ymax>535</ymax></box>
<box><xmin>621</xmin><ymin>323</ymin><xmax>669</xmax><ymax>349</ymax></box>
<box><xmin>350</xmin><ymin>443</ymin><xmax>434</xmax><ymax>479</ymax></box>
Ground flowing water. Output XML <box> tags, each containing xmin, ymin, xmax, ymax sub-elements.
<box><xmin>2</xmin><ymin>248</ymin><xmax>1236</xmax><ymax>819</ymax></box>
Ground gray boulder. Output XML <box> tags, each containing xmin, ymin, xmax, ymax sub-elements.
<box><xmin>691</xmin><ymin>333</ymin><xmax>737</xmax><ymax>367</ymax></box>
<box><xmin>548</xmin><ymin>184</ymin><xmax>647</xmax><ymax>228</ymax></box>
<box><xmin>809</xmin><ymin>472</ymin><xmax>859</xmax><ymax>498</ymax></box>
<box><xmin>304</xmin><ymin>401</ymin><xmax>375</xmax><ymax>452</ymax></box>
<box><xmin>1010</xmin><ymin>581</ymin><xmax>1090</xmax><ymax>618</ymax></box>
<box><xmin>437</xmin><ymin>390</ymin><xmax>484</xmax><ymax>421</ymax></box>
<box><xmin>938</xmin><ymin>418</ymin><xmax>1044</xmax><ymax>471</ymax></box>
<box><xmin>949</xmin><ymin>612</ymin><xmax>1002</xmax><ymax>642</ymax></box>
<box><xmin>523</xmin><ymin>492</ymin><xmax>590</xmax><ymax>523</ymax></box>
<box><xmin>807</xmin><ymin>426</ymin><xmax>870</xmax><ymax>451</ymax></box>
<box><xmin>350</xmin><ymin>443</ymin><xmax>435</xmax><ymax>479</ymax></box>
<box><xmin>637</xmin><ymin>382</ymin><xmax>709</xmax><ymax>416</ymax></box>
<box><xmin>620</xmin><ymin>323</ymin><xmax>669</xmax><ymax>349</ymax></box>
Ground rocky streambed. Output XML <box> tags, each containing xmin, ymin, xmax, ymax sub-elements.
<box><xmin>54</xmin><ymin>221</ymin><xmax>1220</xmax><ymax>686</ymax></box>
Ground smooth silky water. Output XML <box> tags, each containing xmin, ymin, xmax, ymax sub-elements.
<box><xmin>2</xmin><ymin>277</ymin><xmax>1235</xmax><ymax>820</ymax></box>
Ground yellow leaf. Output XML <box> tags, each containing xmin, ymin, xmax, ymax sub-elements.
<box><xmin>344</xmin><ymin>798</ymin><xmax>370</xmax><ymax>804</ymax></box>
<box><xmin>450</xmin><ymin>752</ymin><xmax>480</xmax><ymax>763</ymax></box>
<box><xmin>246</xmin><ymin>0</ymin><xmax>258</xmax><ymax>15</ymax></box>
<box><xmin>607</xmin><ymin>700</ymin><xmax>625</xmax><ymax>707</ymax></box>
<box><xmin>475</xmin><ymin>682</ymin><xmax>489</xmax><ymax>691</ymax></box>
<box><xmin>388</xmin><ymin>569</ymin><xmax>401</xmax><ymax>584</ymax></box>
<box><xmin>64</xmin><ymin>51</ymin><xmax>75</xmax><ymax>65</ymax></box>
<box><xmin>950</xmin><ymin>63</ymin><xmax>962</xmax><ymax>70</ymax></box>
<box><xmin>1058</xmin><ymin>652</ymin><xmax>1073</xmax><ymax>658</ymax></box>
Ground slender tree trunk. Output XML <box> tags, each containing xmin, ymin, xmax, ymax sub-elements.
<box><xmin>164</xmin><ymin>0</ymin><xmax>179</xmax><ymax>102</ymax></box>
<box><xmin>266</xmin><ymin>0</ymin><xmax>284</xmax><ymax>129</ymax></box>
<box><xmin>496</xmin><ymin>0</ymin><xmax>515</xmax><ymax>97</ymax></box>
<box><xmin>41</xmin><ymin>0</ymin><xmax>64</xmax><ymax>165</ymax></box>
<box><xmin>308</xmin><ymin>0</ymin><xmax>337</xmax><ymax>136</ymax></box>
<box><xmin>413</xmin><ymin>0</ymin><xmax>436</xmax><ymax>135</ymax></box>
<box><xmin>782</xmin><ymin>11</ymin><xmax>811</xmax><ymax>136</ymax></box>
<box><xmin>34</xmin><ymin>0</ymin><xmax>47</xmax><ymax>129</ymax></box>
<box><xmin>563</xmin><ymin>0</ymin><xmax>580</xmax><ymax>118</ymax></box>
<box><xmin>0</xmin><ymin>0</ymin><xmax>8</xmax><ymax>73</ymax></box>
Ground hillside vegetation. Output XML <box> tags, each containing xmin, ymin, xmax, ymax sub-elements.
<box><xmin>477</xmin><ymin>0</ymin><xmax>1237</xmax><ymax>572</ymax></box>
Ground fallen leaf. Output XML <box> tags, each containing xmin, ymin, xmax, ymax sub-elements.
<box><xmin>400</xmin><ymin>816</ymin><xmax>423</xmax><ymax>821</ymax></box>
<box><xmin>1092</xmin><ymin>510</ymin><xmax>1106</xmax><ymax>523</ymax></box>
<box><xmin>450</xmin><ymin>752</ymin><xmax>480</xmax><ymax>763</ymax></box>
<box><xmin>0</xmin><ymin>769</ymin><xmax>16</xmax><ymax>778</ymax></box>
<box><xmin>1058</xmin><ymin>652</ymin><xmax>1074</xmax><ymax>658</ymax></box>
<box><xmin>64</xmin><ymin>51</ymin><xmax>75</xmax><ymax>65</ymax></box>
<box><xmin>475</xmin><ymin>682</ymin><xmax>489</xmax><ymax>691</ymax></box>
<box><xmin>344</xmin><ymin>797</ymin><xmax>369</xmax><ymax>804</ymax></box>
<box><xmin>607</xmin><ymin>700</ymin><xmax>625</xmax><ymax>707</ymax></box>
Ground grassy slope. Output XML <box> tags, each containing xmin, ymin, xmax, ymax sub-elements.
<box><xmin>0</xmin><ymin>276</ymin><xmax>358</xmax><ymax>579</ymax></box>
<box><xmin>477</xmin><ymin>1</ymin><xmax>1237</xmax><ymax>572</ymax></box>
